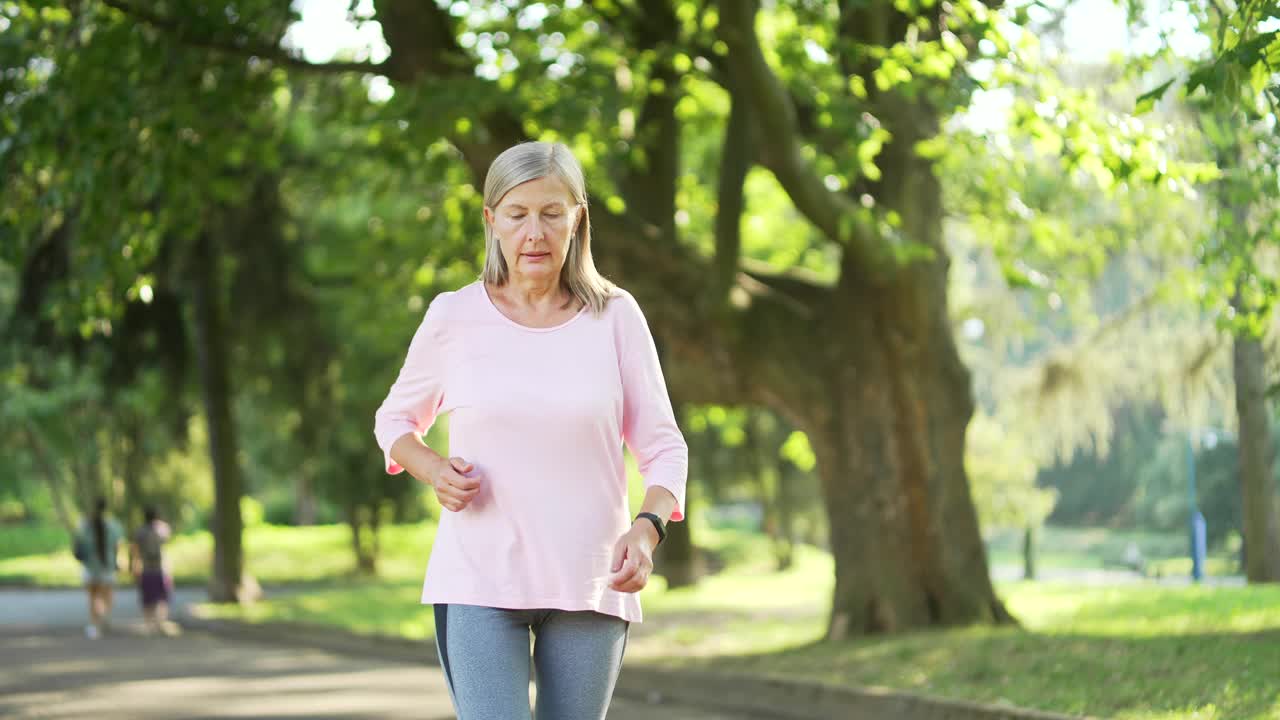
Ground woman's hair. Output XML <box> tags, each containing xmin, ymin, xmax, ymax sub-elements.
<box><xmin>481</xmin><ymin>142</ymin><xmax>615</xmax><ymax>314</ymax></box>
<box><xmin>92</xmin><ymin>497</ymin><xmax>107</xmax><ymax>566</ymax></box>
<box><xmin>144</xmin><ymin>505</ymin><xmax>158</xmax><ymax>524</ymax></box>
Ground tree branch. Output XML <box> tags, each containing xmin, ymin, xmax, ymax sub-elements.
<box><xmin>716</xmin><ymin>0</ymin><xmax>888</xmax><ymax>274</ymax></box>
<box><xmin>371</xmin><ymin>0</ymin><xmax>473</xmax><ymax>82</ymax></box>
<box><xmin>101</xmin><ymin>0</ymin><xmax>390</xmax><ymax>78</ymax></box>
<box><xmin>619</xmin><ymin>1</ymin><xmax>683</xmax><ymax>245</ymax></box>
<box><xmin>714</xmin><ymin>83</ymin><xmax>750</xmax><ymax>299</ymax></box>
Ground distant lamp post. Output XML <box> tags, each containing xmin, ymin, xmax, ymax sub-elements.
<box><xmin>1183</xmin><ymin>428</ymin><xmax>1222</xmax><ymax>583</ymax></box>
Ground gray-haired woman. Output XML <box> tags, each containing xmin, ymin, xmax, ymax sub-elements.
<box><xmin>375</xmin><ymin>141</ymin><xmax>688</xmax><ymax>719</ymax></box>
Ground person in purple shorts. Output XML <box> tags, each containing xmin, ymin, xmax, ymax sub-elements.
<box><xmin>130</xmin><ymin>506</ymin><xmax>179</xmax><ymax>636</ymax></box>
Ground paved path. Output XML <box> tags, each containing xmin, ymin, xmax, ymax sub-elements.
<box><xmin>0</xmin><ymin>589</ymin><xmax>744</xmax><ymax>719</ymax></box>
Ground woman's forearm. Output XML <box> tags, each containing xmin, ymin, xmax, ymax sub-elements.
<box><xmin>636</xmin><ymin>485</ymin><xmax>678</xmax><ymax>523</ymax></box>
<box><xmin>390</xmin><ymin>433</ymin><xmax>447</xmax><ymax>485</ymax></box>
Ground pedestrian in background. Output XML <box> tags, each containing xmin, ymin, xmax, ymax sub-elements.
<box><xmin>73</xmin><ymin>497</ymin><xmax>123</xmax><ymax>639</ymax></box>
<box><xmin>131</xmin><ymin>505</ymin><xmax>178</xmax><ymax>636</ymax></box>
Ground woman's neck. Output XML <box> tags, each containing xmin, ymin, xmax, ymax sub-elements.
<box><xmin>496</xmin><ymin>274</ymin><xmax>570</xmax><ymax>309</ymax></box>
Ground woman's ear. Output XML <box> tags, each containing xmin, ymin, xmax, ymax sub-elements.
<box><xmin>483</xmin><ymin>206</ymin><xmax>495</xmax><ymax>225</ymax></box>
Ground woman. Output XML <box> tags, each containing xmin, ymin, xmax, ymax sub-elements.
<box><xmin>74</xmin><ymin>497</ymin><xmax>124</xmax><ymax>639</ymax></box>
<box><xmin>374</xmin><ymin>141</ymin><xmax>687</xmax><ymax>719</ymax></box>
<box><xmin>130</xmin><ymin>506</ymin><xmax>177</xmax><ymax>636</ymax></box>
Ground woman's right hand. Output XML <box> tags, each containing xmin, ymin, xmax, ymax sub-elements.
<box><xmin>430</xmin><ymin>456</ymin><xmax>482</xmax><ymax>512</ymax></box>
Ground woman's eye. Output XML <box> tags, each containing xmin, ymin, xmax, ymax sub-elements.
<box><xmin>544</xmin><ymin>213</ymin><xmax>562</xmax><ymax>219</ymax></box>
<box><xmin>509</xmin><ymin>214</ymin><xmax>526</xmax><ymax>220</ymax></box>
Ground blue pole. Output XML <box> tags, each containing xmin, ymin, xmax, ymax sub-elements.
<box><xmin>1187</xmin><ymin>431</ymin><xmax>1204</xmax><ymax>582</ymax></box>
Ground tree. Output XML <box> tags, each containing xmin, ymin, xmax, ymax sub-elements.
<box><xmin>1203</xmin><ymin>111</ymin><xmax>1280</xmax><ymax>582</ymax></box>
<box><xmin>1138</xmin><ymin>0</ymin><xmax>1280</xmax><ymax>582</ymax></box>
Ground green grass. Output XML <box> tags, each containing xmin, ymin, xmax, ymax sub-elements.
<box><xmin>0</xmin><ymin>524</ymin><xmax>72</xmax><ymax>558</ymax></box>
<box><xmin>198</xmin><ymin>525</ymin><xmax>806</xmax><ymax>642</ymax></box>
<box><xmin>202</xmin><ymin>579</ymin><xmax>442</xmax><ymax>639</ymax></box>
<box><xmin>985</xmin><ymin>525</ymin><xmax>1239</xmax><ymax>577</ymax></box>
<box><xmin>706</xmin><ymin>583</ymin><xmax>1280</xmax><ymax>720</ymax></box>
<box><xmin>0</xmin><ymin>523</ymin><xmax>436</xmax><ymax>587</ymax></box>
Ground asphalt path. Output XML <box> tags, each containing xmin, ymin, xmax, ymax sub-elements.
<box><xmin>0</xmin><ymin>588</ymin><xmax>746</xmax><ymax>720</ymax></box>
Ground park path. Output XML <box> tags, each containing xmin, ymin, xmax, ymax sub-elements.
<box><xmin>0</xmin><ymin>589</ymin><xmax>749</xmax><ymax>720</ymax></box>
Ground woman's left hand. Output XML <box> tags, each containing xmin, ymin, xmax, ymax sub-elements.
<box><xmin>608</xmin><ymin>522</ymin><xmax>658</xmax><ymax>593</ymax></box>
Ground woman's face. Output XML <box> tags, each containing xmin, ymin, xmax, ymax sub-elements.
<box><xmin>485</xmin><ymin>175</ymin><xmax>582</xmax><ymax>285</ymax></box>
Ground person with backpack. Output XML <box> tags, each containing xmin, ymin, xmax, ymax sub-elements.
<box><xmin>73</xmin><ymin>497</ymin><xmax>124</xmax><ymax>639</ymax></box>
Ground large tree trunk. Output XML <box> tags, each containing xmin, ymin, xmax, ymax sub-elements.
<box><xmin>804</xmin><ymin>79</ymin><xmax>1008</xmax><ymax>635</ymax></box>
<box><xmin>1233</xmin><ymin>333</ymin><xmax>1280</xmax><ymax>582</ymax></box>
<box><xmin>192</xmin><ymin>231</ymin><xmax>248</xmax><ymax>603</ymax></box>
<box><xmin>807</xmin><ymin>271</ymin><xmax>1009</xmax><ymax>637</ymax></box>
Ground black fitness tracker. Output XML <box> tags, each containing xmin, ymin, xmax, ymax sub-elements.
<box><xmin>635</xmin><ymin>512</ymin><xmax>666</xmax><ymax>546</ymax></box>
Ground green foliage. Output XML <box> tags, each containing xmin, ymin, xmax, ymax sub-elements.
<box><xmin>0</xmin><ymin>0</ymin><xmax>289</xmax><ymax>327</ymax></box>
<box><xmin>0</xmin><ymin>522</ymin><xmax>69</xmax><ymax>559</ymax></box>
<box><xmin>682</xmin><ymin>405</ymin><xmax>827</xmax><ymax>555</ymax></box>
<box><xmin>1133</xmin><ymin>1</ymin><xmax>1280</xmax><ymax>336</ymax></box>
<box><xmin>965</xmin><ymin>410</ymin><xmax>1056</xmax><ymax>530</ymax></box>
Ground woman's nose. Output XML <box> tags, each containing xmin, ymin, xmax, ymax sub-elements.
<box><xmin>524</xmin><ymin>216</ymin><xmax>544</xmax><ymax>240</ymax></box>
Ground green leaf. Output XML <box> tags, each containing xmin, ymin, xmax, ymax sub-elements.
<box><xmin>1134</xmin><ymin>78</ymin><xmax>1175</xmax><ymax>115</ymax></box>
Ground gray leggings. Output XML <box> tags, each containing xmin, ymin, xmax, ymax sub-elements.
<box><xmin>433</xmin><ymin>603</ymin><xmax>629</xmax><ymax>720</ymax></box>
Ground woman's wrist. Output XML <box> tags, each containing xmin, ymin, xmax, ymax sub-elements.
<box><xmin>633</xmin><ymin>513</ymin><xmax>665</xmax><ymax>547</ymax></box>
<box><xmin>420</xmin><ymin>450</ymin><xmax>447</xmax><ymax>485</ymax></box>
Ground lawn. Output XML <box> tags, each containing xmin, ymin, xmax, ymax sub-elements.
<box><xmin>985</xmin><ymin>525</ymin><xmax>1240</xmax><ymax>578</ymax></box>
<box><xmin>0</xmin><ymin>522</ymin><xmax>436</xmax><ymax>587</ymax></box>
<box><xmin>696</xmin><ymin>582</ymin><xmax>1280</xmax><ymax>720</ymax></box>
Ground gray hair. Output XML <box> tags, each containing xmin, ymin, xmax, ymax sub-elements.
<box><xmin>481</xmin><ymin>142</ymin><xmax>615</xmax><ymax>315</ymax></box>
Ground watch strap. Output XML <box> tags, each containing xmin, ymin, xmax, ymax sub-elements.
<box><xmin>635</xmin><ymin>512</ymin><xmax>666</xmax><ymax>546</ymax></box>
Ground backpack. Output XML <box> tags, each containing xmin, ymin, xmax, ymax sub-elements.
<box><xmin>72</xmin><ymin>533</ymin><xmax>90</xmax><ymax>563</ymax></box>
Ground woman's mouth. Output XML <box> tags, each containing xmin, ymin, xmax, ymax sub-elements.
<box><xmin>524</xmin><ymin>252</ymin><xmax>550</xmax><ymax>262</ymax></box>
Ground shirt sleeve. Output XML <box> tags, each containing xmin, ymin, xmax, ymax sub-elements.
<box><xmin>374</xmin><ymin>294</ymin><xmax>451</xmax><ymax>474</ymax></box>
<box><xmin>615</xmin><ymin>291</ymin><xmax>688</xmax><ymax>522</ymax></box>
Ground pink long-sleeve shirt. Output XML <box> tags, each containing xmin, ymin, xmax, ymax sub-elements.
<box><xmin>374</xmin><ymin>281</ymin><xmax>687</xmax><ymax>622</ymax></box>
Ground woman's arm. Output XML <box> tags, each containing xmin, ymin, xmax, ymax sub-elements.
<box><xmin>615</xmin><ymin>292</ymin><xmax>689</xmax><ymax>521</ymax></box>
<box><xmin>374</xmin><ymin>294</ymin><xmax>451</xmax><ymax>474</ymax></box>
<box><xmin>390</xmin><ymin>432</ymin><xmax>482</xmax><ymax>513</ymax></box>
<box><xmin>390</xmin><ymin>433</ymin><xmax>445</xmax><ymax>483</ymax></box>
